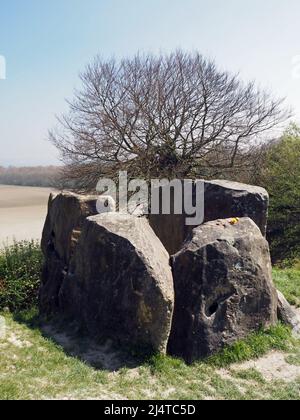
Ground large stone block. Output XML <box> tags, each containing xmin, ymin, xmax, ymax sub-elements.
<box><xmin>59</xmin><ymin>214</ymin><xmax>174</xmax><ymax>354</ymax></box>
<box><xmin>168</xmin><ymin>217</ymin><xmax>277</xmax><ymax>363</ymax></box>
<box><xmin>277</xmin><ymin>290</ymin><xmax>300</xmax><ymax>337</ymax></box>
<box><xmin>203</xmin><ymin>180</ymin><xmax>269</xmax><ymax>236</ymax></box>
<box><xmin>149</xmin><ymin>180</ymin><xmax>269</xmax><ymax>255</ymax></box>
<box><xmin>39</xmin><ymin>192</ymin><xmax>98</xmax><ymax>314</ymax></box>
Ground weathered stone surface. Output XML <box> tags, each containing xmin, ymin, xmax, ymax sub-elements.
<box><xmin>149</xmin><ymin>180</ymin><xmax>269</xmax><ymax>255</ymax></box>
<box><xmin>59</xmin><ymin>214</ymin><xmax>174</xmax><ymax>353</ymax></box>
<box><xmin>168</xmin><ymin>217</ymin><xmax>277</xmax><ymax>362</ymax></box>
<box><xmin>203</xmin><ymin>180</ymin><xmax>269</xmax><ymax>236</ymax></box>
<box><xmin>149</xmin><ymin>213</ymin><xmax>186</xmax><ymax>256</ymax></box>
<box><xmin>148</xmin><ymin>182</ymin><xmax>191</xmax><ymax>256</ymax></box>
<box><xmin>39</xmin><ymin>192</ymin><xmax>98</xmax><ymax>314</ymax></box>
<box><xmin>39</xmin><ymin>181</ymin><xmax>273</xmax><ymax>359</ymax></box>
<box><xmin>277</xmin><ymin>290</ymin><xmax>300</xmax><ymax>337</ymax></box>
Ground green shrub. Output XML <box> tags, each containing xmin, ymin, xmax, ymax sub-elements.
<box><xmin>0</xmin><ymin>241</ymin><xmax>43</xmax><ymax>312</ymax></box>
<box><xmin>262</xmin><ymin>124</ymin><xmax>300</xmax><ymax>263</ymax></box>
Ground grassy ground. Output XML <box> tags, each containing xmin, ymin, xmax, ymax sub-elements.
<box><xmin>273</xmin><ymin>268</ymin><xmax>300</xmax><ymax>308</ymax></box>
<box><xmin>0</xmin><ymin>309</ymin><xmax>299</xmax><ymax>400</ymax></box>
<box><xmin>0</xmin><ymin>267</ymin><xmax>299</xmax><ymax>400</ymax></box>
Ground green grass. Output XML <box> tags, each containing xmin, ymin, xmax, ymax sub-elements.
<box><xmin>0</xmin><ymin>241</ymin><xmax>43</xmax><ymax>312</ymax></box>
<box><xmin>273</xmin><ymin>268</ymin><xmax>300</xmax><ymax>307</ymax></box>
<box><xmin>0</xmin><ymin>247</ymin><xmax>300</xmax><ymax>400</ymax></box>
<box><xmin>0</xmin><ymin>309</ymin><xmax>299</xmax><ymax>400</ymax></box>
<box><xmin>285</xmin><ymin>351</ymin><xmax>300</xmax><ymax>367</ymax></box>
<box><xmin>206</xmin><ymin>324</ymin><xmax>294</xmax><ymax>368</ymax></box>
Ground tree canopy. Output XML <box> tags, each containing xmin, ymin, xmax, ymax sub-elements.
<box><xmin>51</xmin><ymin>51</ymin><xmax>288</xmax><ymax>190</ymax></box>
<box><xmin>262</xmin><ymin>124</ymin><xmax>300</xmax><ymax>263</ymax></box>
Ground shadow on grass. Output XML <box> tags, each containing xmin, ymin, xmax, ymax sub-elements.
<box><xmin>12</xmin><ymin>307</ymin><xmax>296</xmax><ymax>375</ymax></box>
<box><xmin>13</xmin><ymin>307</ymin><xmax>155</xmax><ymax>372</ymax></box>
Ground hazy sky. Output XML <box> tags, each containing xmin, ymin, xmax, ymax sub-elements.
<box><xmin>0</xmin><ymin>0</ymin><xmax>300</xmax><ymax>166</ymax></box>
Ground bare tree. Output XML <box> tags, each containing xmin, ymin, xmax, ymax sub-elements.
<box><xmin>50</xmin><ymin>51</ymin><xmax>289</xmax><ymax>190</ymax></box>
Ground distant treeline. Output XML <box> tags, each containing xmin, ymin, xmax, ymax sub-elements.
<box><xmin>0</xmin><ymin>166</ymin><xmax>61</xmax><ymax>188</ymax></box>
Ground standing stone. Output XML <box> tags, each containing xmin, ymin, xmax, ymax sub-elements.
<box><xmin>149</xmin><ymin>180</ymin><xmax>269</xmax><ymax>255</ymax></box>
<box><xmin>277</xmin><ymin>290</ymin><xmax>300</xmax><ymax>337</ymax></box>
<box><xmin>203</xmin><ymin>180</ymin><xmax>269</xmax><ymax>236</ymax></box>
<box><xmin>59</xmin><ymin>214</ymin><xmax>174</xmax><ymax>354</ymax></box>
<box><xmin>168</xmin><ymin>217</ymin><xmax>277</xmax><ymax>363</ymax></box>
<box><xmin>39</xmin><ymin>192</ymin><xmax>99</xmax><ymax>314</ymax></box>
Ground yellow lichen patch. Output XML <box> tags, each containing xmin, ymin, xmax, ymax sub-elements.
<box><xmin>230</xmin><ymin>218</ymin><xmax>240</xmax><ymax>225</ymax></box>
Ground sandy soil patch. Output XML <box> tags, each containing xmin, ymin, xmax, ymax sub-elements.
<box><xmin>0</xmin><ymin>185</ymin><xmax>54</xmax><ymax>246</ymax></box>
<box><xmin>228</xmin><ymin>350</ymin><xmax>300</xmax><ymax>382</ymax></box>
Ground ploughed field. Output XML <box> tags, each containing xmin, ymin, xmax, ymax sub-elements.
<box><xmin>0</xmin><ymin>185</ymin><xmax>52</xmax><ymax>246</ymax></box>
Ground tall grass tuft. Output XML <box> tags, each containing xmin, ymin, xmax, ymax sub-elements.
<box><xmin>0</xmin><ymin>241</ymin><xmax>43</xmax><ymax>312</ymax></box>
